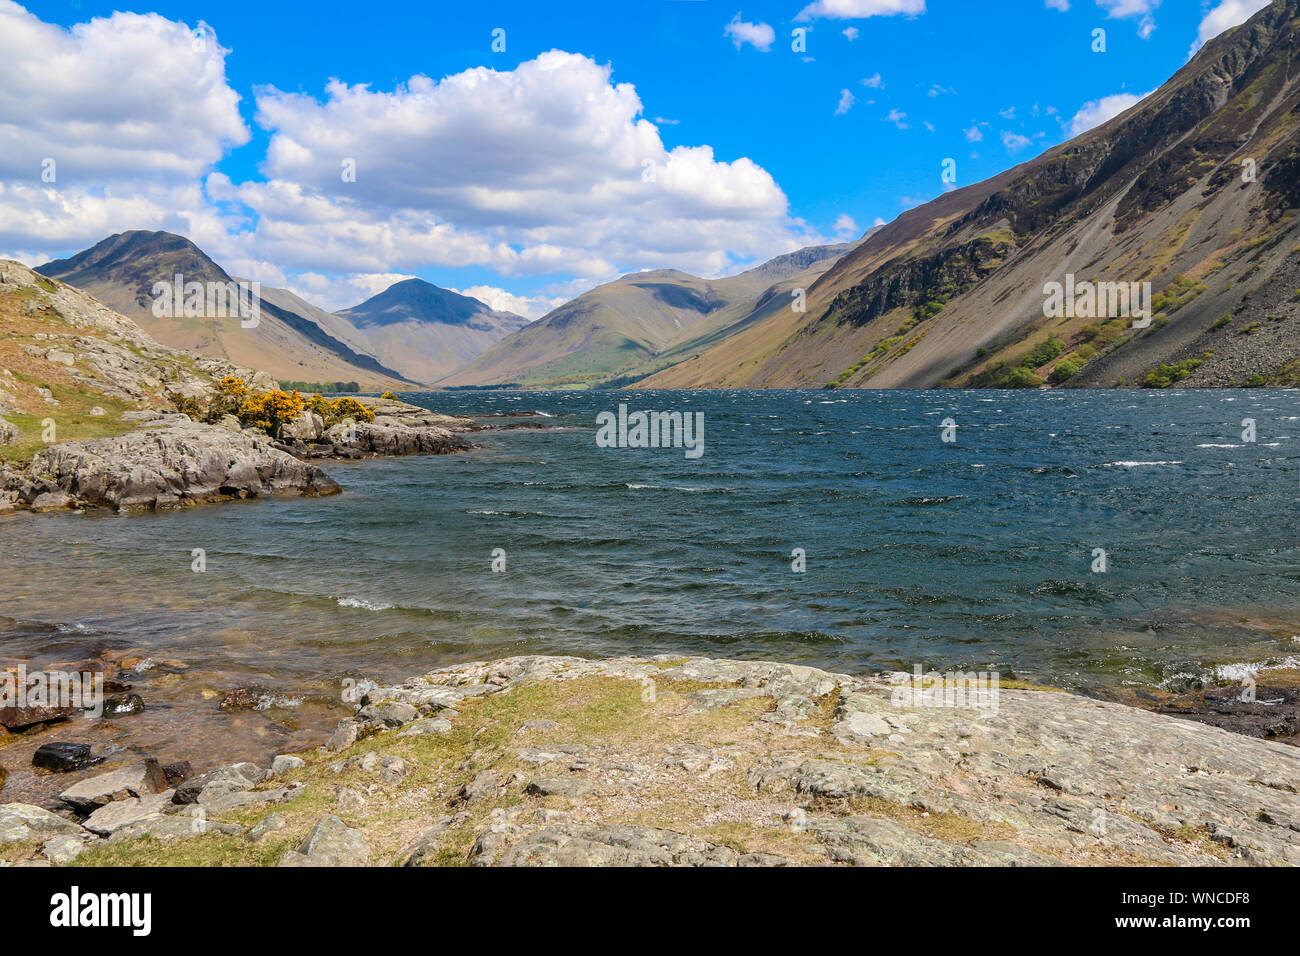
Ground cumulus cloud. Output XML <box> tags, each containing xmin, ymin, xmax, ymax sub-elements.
<box><xmin>1068</xmin><ymin>89</ymin><xmax>1153</xmax><ymax>136</ymax></box>
<box><xmin>724</xmin><ymin>14</ymin><xmax>775</xmax><ymax>51</ymax></box>
<box><xmin>1001</xmin><ymin>131</ymin><xmax>1032</xmax><ymax>152</ymax></box>
<box><xmin>796</xmin><ymin>0</ymin><xmax>925</xmax><ymax>22</ymax></box>
<box><xmin>1045</xmin><ymin>0</ymin><xmax>1069</xmax><ymax>10</ymax></box>
<box><xmin>451</xmin><ymin>286</ymin><xmax>562</xmax><ymax>320</ymax></box>
<box><xmin>964</xmin><ymin>124</ymin><xmax>984</xmax><ymax>142</ymax></box>
<box><xmin>1096</xmin><ymin>0</ymin><xmax>1161</xmax><ymax>39</ymax></box>
<box><xmin>884</xmin><ymin>109</ymin><xmax>909</xmax><ymax>129</ymax></box>
<box><xmin>833</xmin><ymin>213</ymin><xmax>859</xmax><ymax>237</ymax></box>
<box><xmin>249</xmin><ymin>51</ymin><xmax>809</xmax><ymax>279</ymax></box>
<box><xmin>860</xmin><ymin>73</ymin><xmax>885</xmax><ymax>89</ymax></box>
<box><xmin>842</xmin><ymin>27</ymin><xmax>860</xmax><ymax>40</ymax></box>
<box><xmin>0</xmin><ymin>1</ymin><xmax>248</xmax><ymax>183</ymax></box>
<box><xmin>0</xmin><ymin>3</ymin><xmax>820</xmax><ymax>302</ymax></box>
<box><xmin>835</xmin><ymin>89</ymin><xmax>857</xmax><ymax>115</ymax></box>
<box><xmin>1189</xmin><ymin>0</ymin><xmax>1270</xmax><ymax>57</ymax></box>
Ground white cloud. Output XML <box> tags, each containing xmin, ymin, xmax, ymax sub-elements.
<box><xmin>796</xmin><ymin>0</ymin><xmax>925</xmax><ymax>22</ymax></box>
<box><xmin>1045</xmin><ymin>0</ymin><xmax>1069</xmax><ymax>10</ymax></box>
<box><xmin>1096</xmin><ymin>0</ymin><xmax>1160</xmax><ymax>39</ymax></box>
<box><xmin>964</xmin><ymin>124</ymin><xmax>984</xmax><ymax>142</ymax></box>
<box><xmin>833</xmin><ymin>213</ymin><xmax>859</xmax><ymax>237</ymax></box>
<box><xmin>1189</xmin><ymin>0</ymin><xmax>1270</xmax><ymax>57</ymax></box>
<box><xmin>1068</xmin><ymin>89</ymin><xmax>1153</xmax><ymax>136</ymax></box>
<box><xmin>0</xmin><ymin>2</ymin><xmax>248</xmax><ymax>183</ymax></box>
<box><xmin>1001</xmin><ymin>131</ymin><xmax>1032</xmax><ymax>152</ymax></box>
<box><xmin>724</xmin><ymin>14</ymin><xmax>775</xmax><ymax>52</ymax></box>
<box><xmin>842</xmin><ymin>27</ymin><xmax>860</xmax><ymax>40</ymax></box>
<box><xmin>451</xmin><ymin>285</ymin><xmax>563</xmax><ymax>320</ymax></box>
<box><xmin>835</xmin><ymin>89</ymin><xmax>856</xmax><ymax>116</ymax></box>
<box><xmin>860</xmin><ymin>73</ymin><xmax>885</xmax><ymax>89</ymax></box>
<box><xmin>0</xmin><ymin>7</ymin><xmax>822</xmax><ymax>311</ymax></box>
<box><xmin>884</xmin><ymin>109</ymin><xmax>909</xmax><ymax>129</ymax></box>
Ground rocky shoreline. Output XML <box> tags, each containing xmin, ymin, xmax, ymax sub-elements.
<box><xmin>0</xmin><ymin>395</ymin><xmax>481</xmax><ymax>514</ymax></box>
<box><xmin>3</xmin><ymin>654</ymin><xmax>1298</xmax><ymax>867</ymax></box>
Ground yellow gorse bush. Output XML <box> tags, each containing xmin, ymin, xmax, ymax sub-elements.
<box><xmin>238</xmin><ymin>388</ymin><xmax>305</xmax><ymax>433</ymax></box>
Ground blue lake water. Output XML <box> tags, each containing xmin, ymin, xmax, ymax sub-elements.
<box><xmin>1</xmin><ymin>389</ymin><xmax>1298</xmax><ymax>737</ymax></box>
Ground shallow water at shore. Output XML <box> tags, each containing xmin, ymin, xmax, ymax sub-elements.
<box><xmin>1</xmin><ymin>388</ymin><xmax>1298</xmax><ymax>789</ymax></box>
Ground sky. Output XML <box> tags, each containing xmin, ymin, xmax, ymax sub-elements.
<box><xmin>0</xmin><ymin>0</ymin><xmax>1275</xmax><ymax>317</ymax></box>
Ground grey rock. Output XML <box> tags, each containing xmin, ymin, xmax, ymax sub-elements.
<box><xmin>481</xmin><ymin>824</ymin><xmax>739</xmax><ymax>867</ymax></box>
<box><xmin>335</xmin><ymin>786</ymin><xmax>366</xmax><ymax>811</ymax></box>
<box><xmin>247</xmin><ymin>813</ymin><xmax>289</xmax><ymax>842</ymax></box>
<box><xmin>397</xmin><ymin>717</ymin><xmax>452</xmax><ymax>738</ymax></box>
<box><xmin>109</xmin><ymin>815</ymin><xmax>242</xmax><ymax>842</ymax></box>
<box><xmin>325</xmin><ymin>719</ymin><xmax>359</xmax><ymax>752</ymax></box>
<box><xmin>41</xmin><ymin>834</ymin><xmax>91</xmax><ymax>864</ymax></box>
<box><xmin>0</xmin><ymin>803</ymin><xmax>85</xmax><ymax>843</ymax></box>
<box><xmin>83</xmin><ymin>791</ymin><xmax>174</xmax><ymax>835</ymax></box>
<box><xmin>60</xmin><ymin>759</ymin><xmax>168</xmax><ymax>813</ymax></box>
<box><xmin>277</xmin><ymin>815</ymin><xmax>369</xmax><ymax>867</ymax></box>
<box><xmin>269</xmin><ymin>754</ymin><xmax>305</xmax><ymax>777</ymax></box>
<box><xmin>1</xmin><ymin>416</ymin><xmax>341</xmax><ymax>513</ymax></box>
<box><xmin>172</xmin><ymin>763</ymin><xmax>261</xmax><ymax>805</ymax></box>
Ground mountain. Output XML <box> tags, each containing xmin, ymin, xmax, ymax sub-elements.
<box><xmin>36</xmin><ymin>232</ymin><xmax>414</xmax><ymax>389</ymax></box>
<box><xmin>333</xmin><ymin>279</ymin><xmax>530</xmax><ymax>384</ymax></box>
<box><xmin>640</xmin><ymin>0</ymin><xmax>1300</xmax><ymax>390</ymax></box>
<box><xmin>438</xmin><ymin>241</ymin><xmax>857</xmax><ymax>388</ymax></box>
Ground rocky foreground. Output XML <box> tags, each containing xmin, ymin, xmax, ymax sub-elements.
<box><xmin>2</xmin><ymin>655</ymin><xmax>1297</xmax><ymax>867</ymax></box>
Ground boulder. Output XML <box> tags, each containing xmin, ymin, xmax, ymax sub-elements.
<box><xmin>172</xmin><ymin>762</ymin><xmax>263</xmax><ymax>805</ymax></box>
<box><xmin>277</xmin><ymin>815</ymin><xmax>369</xmax><ymax>867</ymax></box>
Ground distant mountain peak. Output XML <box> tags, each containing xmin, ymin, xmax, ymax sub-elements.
<box><xmin>338</xmin><ymin>277</ymin><xmax>524</xmax><ymax>329</ymax></box>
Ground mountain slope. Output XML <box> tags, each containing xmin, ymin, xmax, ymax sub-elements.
<box><xmin>334</xmin><ymin>279</ymin><xmax>530</xmax><ymax>384</ymax></box>
<box><xmin>37</xmin><ymin>232</ymin><xmax>413</xmax><ymax>389</ymax></box>
<box><xmin>641</xmin><ymin>0</ymin><xmax>1300</xmax><ymax>390</ymax></box>
<box><xmin>438</xmin><ymin>241</ymin><xmax>856</xmax><ymax>388</ymax></box>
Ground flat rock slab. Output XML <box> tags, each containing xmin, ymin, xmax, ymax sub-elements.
<box><xmin>59</xmin><ymin>759</ymin><xmax>168</xmax><ymax>813</ymax></box>
<box><xmin>0</xmin><ymin>803</ymin><xmax>85</xmax><ymax>843</ymax></box>
<box><xmin>83</xmin><ymin>791</ymin><xmax>175</xmax><ymax>835</ymax></box>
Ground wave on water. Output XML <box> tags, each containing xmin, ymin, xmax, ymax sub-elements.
<box><xmin>336</xmin><ymin>597</ymin><xmax>394</xmax><ymax>611</ymax></box>
<box><xmin>1100</xmin><ymin>460</ymin><xmax>1184</xmax><ymax>468</ymax></box>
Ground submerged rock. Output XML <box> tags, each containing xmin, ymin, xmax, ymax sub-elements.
<box><xmin>32</xmin><ymin>743</ymin><xmax>104</xmax><ymax>773</ymax></box>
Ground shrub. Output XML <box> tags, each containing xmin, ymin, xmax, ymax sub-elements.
<box><xmin>1050</xmin><ymin>358</ymin><xmax>1083</xmax><ymax>383</ymax></box>
<box><xmin>1003</xmin><ymin>367</ymin><xmax>1045</xmax><ymax>388</ymax></box>
<box><xmin>380</xmin><ymin>391</ymin><xmax>399</xmax><ymax>400</ymax></box>
<box><xmin>327</xmin><ymin>396</ymin><xmax>376</xmax><ymax>424</ymax></box>
<box><xmin>1244</xmin><ymin>374</ymin><xmax>1267</xmax><ymax>387</ymax></box>
<box><xmin>1142</xmin><ymin>359</ymin><xmax>1203</xmax><ymax>388</ymax></box>
<box><xmin>1211</xmin><ymin>314</ymin><xmax>1232</xmax><ymax>331</ymax></box>
<box><xmin>1020</xmin><ymin>335</ymin><xmax>1064</xmax><ymax>369</ymax></box>
<box><xmin>238</xmin><ymin>388</ymin><xmax>304</xmax><ymax>434</ymax></box>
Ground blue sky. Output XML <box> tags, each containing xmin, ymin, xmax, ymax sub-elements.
<box><xmin>3</xmin><ymin>0</ymin><xmax>1271</xmax><ymax>315</ymax></box>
